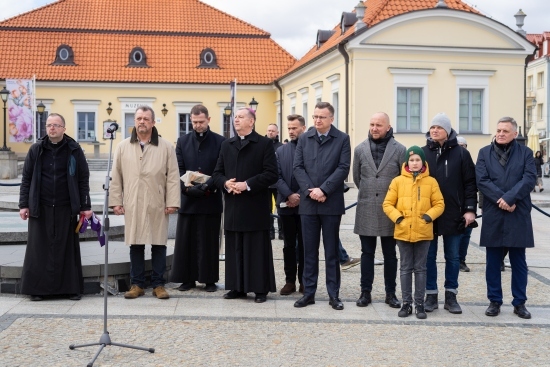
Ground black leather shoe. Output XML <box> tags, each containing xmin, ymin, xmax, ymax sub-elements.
<box><xmin>514</xmin><ymin>304</ymin><xmax>532</xmax><ymax>319</ymax></box>
<box><xmin>329</xmin><ymin>297</ymin><xmax>344</xmax><ymax>310</ymax></box>
<box><xmin>204</xmin><ymin>283</ymin><xmax>217</xmax><ymax>292</ymax></box>
<box><xmin>254</xmin><ymin>293</ymin><xmax>267</xmax><ymax>303</ymax></box>
<box><xmin>30</xmin><ymin>295</ymin><xmax>43</xmax><ymax>302</ymax></box>
<box><xmin>223</xmin><ymin>290</ymin><xmax>247</xmax><ymax>299</ymax></box>
<box><xmin>177</xmin><ymin>282</ymin><xmax>197</xmax><ymax>291</ymax></box>
<box><xmin>294</xmin><ymin>295</ymin><xmax>315</xmax><ymax>308</ymax></box>
<box><xmin>356</xmin><ymin>291</ymin><xmax>371</xmax><ymax>307</ymax></box>
<box><xmin>69</xmin><ymin>294</ymin><xmax>82</xmax><ymax>301</ymax></box>
<box><xmin>385</xmin><ymin>293</ymin><xmax>401</xmax><ymax>308</ymax></box>
<box><xmin>485</xmin><ymin>302</ymin><xmax>501</xmax><ymax>316</ymax></box>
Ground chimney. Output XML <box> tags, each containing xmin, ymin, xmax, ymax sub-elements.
<box><xmin>514</xmin><ymin>9</ymin><xmax>527</xmax><ymax>36</ymax></box>
<box><xmin>435</xmin><ymin>0</ymin><xmax>448</xmax><ymax>8</ymax></box>
<box><xmin>355</xmin><ymin>1</ymin><xmax>367</xmax><ymax>32</ymax></box>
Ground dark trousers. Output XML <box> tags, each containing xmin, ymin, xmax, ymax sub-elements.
<box><xmin>280</xmin><ymin>214</ymin><xmax>304</xmax><ymax>284</ymax></box>
<box><xmin>129</xmin><ymin>245</ymin><xmax>167</xmax><ymax>288</ymax></box>
<box><xmin>359</xmin><ymin>236</ymin><xmax>398</xmax><ymax>293</ymax></box>
<box><xmin>459</xmin><ymin>227</ymin><xmax>473</xmax><ymax>262</ymax></box>
<box><xmin>301</xmin><ymin>214</ymin><xmax>341</xmax><ymax>299</ymax></box>
<box><xmin>486</xmin><ymin>247</ymin><xmax>528</xmax><ymax>306</ymax></box>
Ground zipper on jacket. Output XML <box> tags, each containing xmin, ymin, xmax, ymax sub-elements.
<box><xmin>445</xmin><ymin>160</ymin><xmax>448</xmax><ymax>178</ymax></box>
<box><xmin>418</xmin><ymin>187</ymin><xmax>420</xmax><ymax>201</ymax></box>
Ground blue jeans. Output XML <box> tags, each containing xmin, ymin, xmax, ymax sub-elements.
<box><xmin>459</xmin><ymin>227</ymin><xmax>473</xmax><ymax>262</ymax></box>
<box><xmin>425</xmin><ymin>235</ymin><xmax>461</xmax><ymax>294</ymax></box>
<box><xmin>339</xmin><ymin>239</ymin><xmax>349</xmax><ymax>264</ymax></box>
<box><xmin>129</xmin><ymin>245</ymin><xmax>167</xmax><ymax>288</ymax></box>
<box><xmin>486</xmin><ymin>247</ymin><xmax>528</xmax><ymax>306</ymax></box>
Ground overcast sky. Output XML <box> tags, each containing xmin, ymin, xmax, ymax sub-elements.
<box><xmin>2</xmin><ymin>0</ymin><xmax>548</xmax><ymax>58</ymax></box>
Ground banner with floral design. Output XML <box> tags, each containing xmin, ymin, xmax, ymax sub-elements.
<box><xmin>7</xmin><ymin>79</ymin><xmax>35</xmax><ymax>143</ymax></box>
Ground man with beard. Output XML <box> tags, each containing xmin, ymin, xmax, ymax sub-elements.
<box><xmin>353</xmin><ymin>112</ymin><xmax>405</xmax><ymax>309</ymax></box>
<box><xmin>422</xmin><ymin>113</ymin><xmax>477</xmax><ymax>314</ymax></box>
<box><xmin>170</xmin><ymin>105</ymin><xmax>225</xmax><ymax>292</ymax></box>
<box><xmin>111</xmin><ymin>106</ymin><xmax>180</xmax><ymax>300</ymax></box>
<box><xmin>276</xmin><ymin>114</ymin><xmax>307</xmax><ymax>295</ymax></box>
<box><xmin>212</xmin><ymin>108</ymin><xmax>278</xmax><ymax>303</ymax></box>
<box><xmin>267</xmin><ymin>123</ymin><xmax>284</xmax><ymax>240</ymax></box>
<box><xmin>19</xmin><ymin>113</ymin><xmax>91</xmax><ymax>301</ymax></box>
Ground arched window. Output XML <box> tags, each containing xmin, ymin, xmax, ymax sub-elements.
<box><xmin>128</xmin><ymin>47</ymin><xmax>148</xmax><ymax>67</ymax></box>
<box><xmin>198</xmin><ymin>48</ymin><xmax>219</xmax><ymax>68</ymax></box>
<box><xmin>52</xmin><ymin>44</ymin><xmax>76</xmax><ymax>65</ymax></box>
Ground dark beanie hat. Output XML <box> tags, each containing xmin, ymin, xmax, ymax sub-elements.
<box><xmin>405</xmin><ymin>146</ymin><xmax>426</xmax><ymax>166</ymax></box>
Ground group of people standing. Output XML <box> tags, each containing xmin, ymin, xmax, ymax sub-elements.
<box><xmin>18</xmin><ymin>103</ymin><xmax>537</xmax><ymax>320</ymax></box>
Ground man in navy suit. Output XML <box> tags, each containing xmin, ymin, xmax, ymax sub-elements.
<box><xmin>293</xmin><ymin>102</ymin><xmax>351</xmax><ymax>310</ymax></box>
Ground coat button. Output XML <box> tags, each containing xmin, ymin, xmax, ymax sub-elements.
<box><xmin>376</xmin><ymin>193</ymin><xmax>378</xmax><ymax>197</ymax></box>
<box><xmin>376</xmin><ymin>175</ymin><xmax>379</xmax><ymax>178</ymax></box>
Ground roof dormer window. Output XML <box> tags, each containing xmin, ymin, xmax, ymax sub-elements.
<box><xmin>198</xmin><ymin>48</ymin><xmax>219</xmax><ymax>68</ymax></box>
<box><xmin>316</xmin><ymin>30</ymin><xmax>335</xmax><ymax>49</ymax></box>
<box><xmin>52</xmin><ymin>44</ymin><xmax>76</xmax><ymax>65</ymax></box>
<box><xmin>341</xmin><ymin>12</ymin><xmax>357</xmax><ymax>34</ymax></box>
<box><xmin>128</xmin><ymin>47</ymin><xmax>148</xmax><ymax>67</ymax></box>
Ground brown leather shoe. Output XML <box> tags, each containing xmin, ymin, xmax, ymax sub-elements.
<box><xmin>152</xmin><ymin>286</ymin><xmax>170</xmax><ymax>299</ymax></box>
<box><xmin>280</xmin><ymin>282</ymin><xmax>296</xmax><ymax>295</ymax></box>
<box><xmin>124</xmin><ymin>285</ymin><xmax>145</xmax><ymax>299</ymax></box>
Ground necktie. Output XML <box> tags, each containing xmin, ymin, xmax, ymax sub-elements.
<box><xmin>319</xmin><ymin>135</ymin><xmax>325</xmax><ymax>142</ymax></box>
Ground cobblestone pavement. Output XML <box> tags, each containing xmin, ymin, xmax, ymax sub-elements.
<box><xmin>2</xmin><ymin>173</ymin><xmax>550</xmax><ymax>366</ymax></box>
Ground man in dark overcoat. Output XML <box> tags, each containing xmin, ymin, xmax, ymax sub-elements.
<box><xmin>476</xmin><ymin>116</ymin><xmax>536</xmax><ymax>319</ymax></box>
<box><xmin>276</xmin><ymin>114</ymin><xmax>307</xmax><ymax>295</ymax></box>
<box><xmin>293</xmin><ymin>102</ymin><xmax>351</xmax><ymax>311</ymax></box>
<box><xmin>422</xmin><ymin>113</ymin><xmax>477</xmax><ymax>314</ymax></box>
<box><xmin>170</xmin><ymin>105</ymin><xmax>225</xmax><ymax>292</ymax></box>
<box><xmin>212</xmin><ymin>107</ymin><xmax>278</xmax><ymax>303</ymax></box>
<box><xmin>19</xmin><ymin>113</ymin><xmax>92</xmax><ymax>301</ymax></box>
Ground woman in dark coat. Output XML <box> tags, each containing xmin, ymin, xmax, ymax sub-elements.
<box><xmin>533</xmin><ymin>151</ymin><xmax>544</xmax><ymax>192</ymax></box>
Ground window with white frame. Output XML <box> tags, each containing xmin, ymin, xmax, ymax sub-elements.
<box><xmin>332</xmin><ymin>92</ymin><xmax>339</xmax><ymax>128</ymax></box>
<box><xmin>459</xmin><ymin>89</ymin><xmax>483</xmax><ymax>133</ymax></box>
<box><xmin>77</xmin><ymin>112</ymin><xmax>96</xmax><ymax>141</ymax></box>
<box><xmin>451</xmin><ymin>69</ymin><xmax>494</xmax><ymax>135</ymax></box>
<box><xmin>179</xmin><ymin>113</ymin><xmax>191</xmax><ymax>136</ymax></box>
<box><xmin>538</xmin><ymin>72</ymin><xmax>544</xmax><ymax>88</ymax></box>
<box><xmin>388</xmin><ymin>68</ymin><xmax>433</xmax><ymax>133</ymax></box>
<box><xmin>528</xmin><ymin>75</ymin><xmax>533</xmax><ymax>91</ymax></box>
<box><xmin>396</xmin><ymin>88</ymin><xmax>422</xmax><ymax>132</ymax></box>
<box><xmin>538</xmin><ymin>104</ymin><xmax>544</xmax><ymax>121</ymax></box>
<box><xmin>303</xmin><ymin>102</ymin><xmax>308</xmax><ymax>124</ymax></box>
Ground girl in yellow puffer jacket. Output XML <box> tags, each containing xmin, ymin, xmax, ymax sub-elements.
<box><xmin>383</xmin><ymin>146</ymin><xmax>444</xmax><ymax>319</ymax></box>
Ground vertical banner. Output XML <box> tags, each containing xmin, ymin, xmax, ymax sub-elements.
<box><xmin>6</xmin><ymin>79</ymin><xmax>35</xmax><ymax>143</ymax></box>
<box><xmin>229</xmin><ymin>79</ymin><xmax>237</xmax><ymax>138</ymax></box>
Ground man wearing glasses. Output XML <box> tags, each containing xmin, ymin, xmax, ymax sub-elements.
<box><xmin>19</xmin><ymin>113</ymin><xmax>92</xmax><ymax>301</ymax></box>
<box><xmin>293</xmin><ymin>102</ymin><xmax>351</xmax><ymax>310</ymax></box>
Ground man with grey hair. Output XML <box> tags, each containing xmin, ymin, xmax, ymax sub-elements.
<box><xmin>422</xmin><ymin>113</ymin><xmax>477</xmax><ymax>314</ymax></box>
<box><xmin>111</xmin><ymin>106</ymin><xmax>180</xmax><ymax>300</ymax></box>
<box><xmin>476</xmin><ymin>117</ymin><xmax>536</xmax><ymax>319</ymax></box>
<box><xmin>353</xmin><ymin>112</ymin><xmax>405</xmax><ymax>309</ymax></box>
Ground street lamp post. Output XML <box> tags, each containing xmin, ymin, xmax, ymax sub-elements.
<box><xmin>249</xmin><ymin>97</ymin><xmax>258</xmax><ymax>112</ymax></box>
<box><xmin>0</xmin><ymin>86</ymin><xmax>9</xmax><ymax>151</ymax></box>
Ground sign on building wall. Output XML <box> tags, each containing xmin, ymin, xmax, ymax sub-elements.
<box><xmin>7</xmin><ymin>79</ymin><xmax>35</xmax><ymax>143</ymax></box>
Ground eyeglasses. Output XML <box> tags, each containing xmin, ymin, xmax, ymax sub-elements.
<box><xmin>312</xmin><ymin>115</ymin><xmax>332</xmax><ymax>120</ymax></box>
<box><xmin>46</xmin><ymin>124</ymin><xmax>65</xmax><ymax>129</ymax></box>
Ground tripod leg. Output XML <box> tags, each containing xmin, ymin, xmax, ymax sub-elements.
<box><xmin>69</xmin><ymin>342</ymin><xmax>101</xmax><ymax>350</ymax></box>
<box><xmin>110</xmin><ymin>342</ymin><xmax>155</xmax><ymax>353</ymax></box>
<box><xmin>87</xmin><ymin>343</ymin><xmax>106</xmax><ymax>367</ymax></box>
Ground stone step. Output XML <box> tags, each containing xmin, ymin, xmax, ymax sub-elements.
<box><xmin>86</xmin><ymin>159</ymin><xmax>113</xmax><ymax>171</ymax></box>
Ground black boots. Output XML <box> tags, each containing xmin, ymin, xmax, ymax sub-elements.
<box><xmin>444</xmin><ymin>291</ymin><xmax>462</xmax><ymax>314</ymax></box>
<box><xmin>424</xmin><ymin>294</ymin><xmax>438</xmax><ymax>312</ymax></box>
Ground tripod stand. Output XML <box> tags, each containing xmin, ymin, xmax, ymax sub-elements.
<box><xmin>69</xmin><ymin>125</ymin><xmax>154</xmax><ymax>367</ymax></box>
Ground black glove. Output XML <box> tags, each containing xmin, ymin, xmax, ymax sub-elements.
<box><xmin>422</xmin><ymin>214</ymin><xmax>432</xmax><ymax>223</ymax></box>
<box><xmin>186</xmin><ymin>183</ymin><xmax>208</xmax><ymax>198</ymax></box>
<box><xmin>396</xmin><ymin>216</ymin><xmax>404</xmax><ymax>224</ymax></box>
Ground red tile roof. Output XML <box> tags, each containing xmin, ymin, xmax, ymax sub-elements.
<box><xmin>0</xmin><ymin>0</ymin><xmax>296</xmax><ymax>84</ymax></box>
<box><xmin>281</xmin><ymin>0</ymin><xmax>479</xmax><ymax>77</ymax></box>
<box><xmin>527</xmin><ymin>32</ymin><xmax>550</xmax><ymax>58</ymax></box>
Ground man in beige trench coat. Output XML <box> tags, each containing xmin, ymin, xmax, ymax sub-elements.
<box><xmin>110</xmin><ymin>106</ymin><xmax>180</xmax><ymax>300</ymax></box>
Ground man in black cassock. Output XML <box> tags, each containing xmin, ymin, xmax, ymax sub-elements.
<box><xmin>170</xmin><ymin>105</ymin><xmax>225</xmax><ymax>292</ymax></box>
<box><xmin>19</xmin><ymin>113</ymin><xmax>92</xmax><ymax>301</ymax></box>
<box><xmin>212</xmin><ymin>107</ymin><xmax>278</xmax><ymax>303</ymax></box>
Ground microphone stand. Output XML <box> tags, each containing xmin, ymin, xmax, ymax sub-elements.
<box><xmin>69</xmin><ymin>127</ymin><xmax>154</xmax><ymax>366</ymax></box>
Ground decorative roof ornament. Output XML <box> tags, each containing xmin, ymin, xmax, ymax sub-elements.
<box><xmin>355</xmin><ymin>1</ymin><xmax>367</xmax><ymax>32</ymax></box>
<box><xmin>435</xmin><ymin>0</ymin><xmax>448</xmax><ymax>8</ymax></box>
<box><xmin>514</xmin><ymin>9</ymin><xmax>527</xmax><ymax>36</ymax></box>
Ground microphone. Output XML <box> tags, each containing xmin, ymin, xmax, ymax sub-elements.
<box><xmin>106</xmin><ymin>122</ymin><xmax>119</xmax><ymax>134</ymax></box>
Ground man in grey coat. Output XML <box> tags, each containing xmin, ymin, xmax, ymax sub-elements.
<box><xmin>293</xmin><ymin>102</ymin><xmax>351</xmax><ymax>310</ymax></box>
<box><xmin>353</xmin><ymin>112</ymin><xmax>405</xmax><ymax>308</ymax></box>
